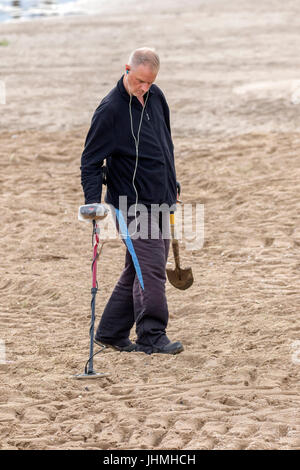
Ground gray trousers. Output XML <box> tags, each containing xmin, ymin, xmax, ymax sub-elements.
<box><xmin>95</xmin><ymin>210</ymin><xmax>171</xmax><ymax>353</ymax></box>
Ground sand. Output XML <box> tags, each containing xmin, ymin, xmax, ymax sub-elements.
<box><xmin>0</xmin><ymin>0</ymin><xmax>299</xmax><ymax>450</ymax></box>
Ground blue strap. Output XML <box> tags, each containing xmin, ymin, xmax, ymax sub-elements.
<box><xmin>115</xmin><ymin>208</ymin><xmax>144</xmax><ymax>290</ymax></box>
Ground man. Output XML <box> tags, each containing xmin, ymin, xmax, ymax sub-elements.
<box><xmin>80</xmin><ymin>48</ymin><xmax>183</xmax><ymax>355</ymax></box>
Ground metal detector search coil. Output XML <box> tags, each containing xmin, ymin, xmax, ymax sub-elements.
<box><xmin>78</xmin><ymin>203</ymin><xmax>108</xmax><ymax>222</ymax></box>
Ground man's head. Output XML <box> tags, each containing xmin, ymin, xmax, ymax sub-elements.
<box><xmin>124</xmin><ymin>47</ymin><xmax>160</xmax><ymax>98</ymax></box>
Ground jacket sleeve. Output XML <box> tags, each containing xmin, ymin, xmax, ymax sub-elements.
<box><xmin>80</xmin><ymin>102</ymin><xmax>114</xmax><ymax>204</ymax></box>
<box><xmin>158</xmin><ymin>89</ymin><xmax>172</xmax><ymax>136</ymax></box>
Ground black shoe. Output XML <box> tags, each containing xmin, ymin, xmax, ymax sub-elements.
<box><xmin>152</xmin><ymin>341</ymin><xmax>184</xmax><ymax>355</ymax></box>
<box><xmin>94</xmin><ymin>337</ymin><xmax>136</xmax><ymax>352</ymax></box>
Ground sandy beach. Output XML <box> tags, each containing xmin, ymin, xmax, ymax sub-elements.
<box><xmin>0</xmin><ymin>0</ymin><xmax>299</xmax><ymax>450</ymax></box>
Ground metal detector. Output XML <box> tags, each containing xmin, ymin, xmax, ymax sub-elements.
<box><xmin>73</xmin><ymin>203</ymin><xmax>110</xmax><ymax>380</ymax></box>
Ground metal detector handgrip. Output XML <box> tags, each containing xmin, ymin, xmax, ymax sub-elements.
<box><xmin>78</xmin><ymin>203</ymin><xmax>108</xmax><ymax>222</ymax></box>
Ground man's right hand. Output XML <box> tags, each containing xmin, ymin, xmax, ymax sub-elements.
<box><xmin>79</xmin><ymin>203</ymin><xmax>108</xmax><ymax>221</ymax></box>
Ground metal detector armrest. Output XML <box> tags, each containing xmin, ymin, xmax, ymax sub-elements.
<box><xmin>78</xmin><ymin>203</ymin><xmax>108</xmax><ymax>222</ymax></box>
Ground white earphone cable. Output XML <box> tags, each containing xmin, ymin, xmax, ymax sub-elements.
<box><xmin>129</xmin><ymin>91</ymin><xmax>149</xmax><ymax>236</ymax></box>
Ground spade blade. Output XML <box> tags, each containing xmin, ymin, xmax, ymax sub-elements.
<box><xmin>166</xmin><ymin>266</ymin><xmax>194</xmax><ymax>290</ymax></box>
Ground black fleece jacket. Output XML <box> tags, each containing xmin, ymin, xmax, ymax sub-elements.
<box><xmin>80</xmin><ymin>76</ymin><xmax>177</xmax><ymax>210</ymax></box>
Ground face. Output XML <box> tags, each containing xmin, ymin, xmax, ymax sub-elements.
<box><xmin>125</xmin><ymin>63</ymin><xmax>158</xmax><ymax>97</ymax></box>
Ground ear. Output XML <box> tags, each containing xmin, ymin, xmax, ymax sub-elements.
<box><xmin>125</xmin><ymin>64</ymin><xmax>131</xmax><ymax>75</ymax></box>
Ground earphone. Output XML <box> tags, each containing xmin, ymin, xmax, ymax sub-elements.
<box><xmin>124</xmin><ymin>67</ymin><xmax>149</xmax><ymax>236</ymax></box>
<box><xmin>128</xmin><ymin>90</ymin><xmax>149</xmax><ymax>236</ymax></box>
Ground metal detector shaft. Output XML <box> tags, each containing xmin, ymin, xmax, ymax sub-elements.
<box><xmin>74</xmin><ymin>203</ymin><xmax>109</xmax><ymax>379</ymax></box>
<box><xmin>87</xmin><ymin>220</ymin><xmax>99</xmax><ymax>374</ymax></box>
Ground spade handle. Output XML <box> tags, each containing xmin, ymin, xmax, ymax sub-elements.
<box><xmin>170</xmin><ymin>212</ymin><xmax>181</xmax><ymax>270</ymax></box>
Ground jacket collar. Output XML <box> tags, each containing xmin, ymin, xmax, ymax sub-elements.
<box><xmin>117</xmin><ymin>75</ymin><xmax>154</xmax><ymax>104</ymax></box>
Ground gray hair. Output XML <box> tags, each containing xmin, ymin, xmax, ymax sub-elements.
<box><xmin>128</xmin><ymin>47</ymin><xmax>160</xmax><ymax>71</ymax></box>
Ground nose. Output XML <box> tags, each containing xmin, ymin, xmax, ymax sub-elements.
<box><xmin>141</xmin><ymin>83</ymin><xmax>150</xmax><ymax>93</ymax></box>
